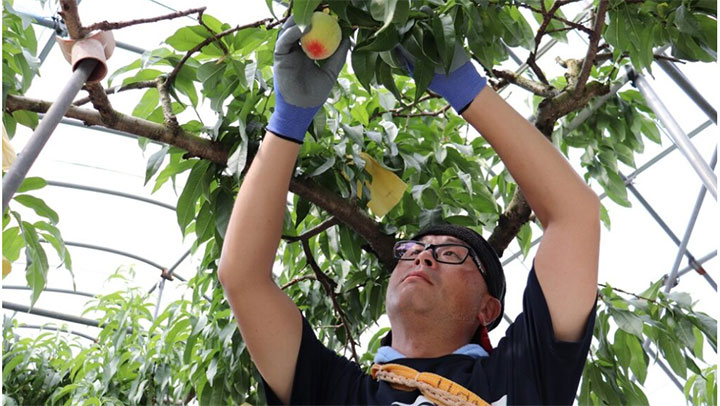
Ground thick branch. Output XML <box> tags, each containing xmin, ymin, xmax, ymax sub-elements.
<box><xmin>6</xmin><ymin>94</ymin><xmax>228</xmax><ymax>163</ymax></box>
<box><xmin>58</xmin><ymin>0</ymin><xmax>84</xmax><ymax>39</ymax></box>
<box><xmin>289</xmin><ymin>178</ymin><xmax>396</xmax><ymax>271</ymax></box>
<box><xmin>574</xmin><ymin>0</ymin><xmax>609</xmax><ymax>98</ymax></box>
<box><xmin>488</xmin><ymin>189</ymin><xmax>532</xmax><ymax>257</ymax></box>
<box><xmin>84</xmin><ymin>7</ymin><xmax>206</xmax><ymax>34</ymax></box>
<box><xmin>7</xmin><ymin>94</ymin><xmax>396</xmax><ymax>271</ymax></box>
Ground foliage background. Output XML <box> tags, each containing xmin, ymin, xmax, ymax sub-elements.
<box><xmin>2</xmin><ymin>0</ymin><xmax>717</xmax><ymax>405</ymax></box>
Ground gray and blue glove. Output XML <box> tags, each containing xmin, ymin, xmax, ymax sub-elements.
<box><xmin>267</xmin><ymin>17</ymin><xmax>351</xmax><ymax>143</ymax></box>
<box><xmin>398</xmin><ymin>44</ymin><xmax>486</xmax><ymax>114</ymax></box>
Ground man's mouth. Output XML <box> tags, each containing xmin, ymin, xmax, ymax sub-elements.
<box><xmin>403</xmin><ymin>271</ymin><xmax>432</xmax><ymax>285</ymax></box>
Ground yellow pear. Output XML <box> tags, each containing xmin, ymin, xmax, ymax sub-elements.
<box><xmin>301</xmin><ymin>12</ymin><xmax>341</xmax><ymax>60</ymax></box>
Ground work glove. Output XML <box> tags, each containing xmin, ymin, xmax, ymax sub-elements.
<box><xmin>397</xmin><ymin>44</ymin><xmax>486</xmax><ymax>114</ymax></box>
<box><xmin>267</xmin><ymin>17</ymin><xmax>351</xmax><ymax>143</ymax></box>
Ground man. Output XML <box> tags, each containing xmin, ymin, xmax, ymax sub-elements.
<box><xmin>219</xmin><ymin>17</ymin><xmax>600</xmax><ymax>406</ymax></box>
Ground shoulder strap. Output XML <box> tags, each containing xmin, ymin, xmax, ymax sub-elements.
<box><xmin>371</xmin><ymin>363</ymin><xmax>490</xmax><ymax>406</ymax></box>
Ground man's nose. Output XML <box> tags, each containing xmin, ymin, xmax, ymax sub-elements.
<box><xmin>414</xmin><ymin>248</ymin><xmax>436</xmax><ymax>267</ymax></box>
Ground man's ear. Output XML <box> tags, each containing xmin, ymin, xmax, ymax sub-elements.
<box><xmin>478</xmin><ymin>296</ymin><xmax>502</xmax><ymax>326</ymax></box>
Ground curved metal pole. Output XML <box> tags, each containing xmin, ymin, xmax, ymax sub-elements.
<box><xmin>2</xmin><ymin>59</ymin><xmax>97</xmax><ymax>212</ymax></box>
<box><xmin>2</xmin><ymin>285</ymin><xmax>96</xmax><ymax>298</ymax></box>
<box><xmin>46</xmin><ymin>180</ymin><xmax>176</xmax><ymax>211</ymax></box>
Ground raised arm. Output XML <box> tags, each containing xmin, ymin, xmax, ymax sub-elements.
<box><xmin>462</xmin><ymin>88</ymin><xmax>600</xmax><ymax>342</ymax></box>
<box><xmin>217</xmin><ymin>18</ymin><xmax>349</xmax><ymax>404</ymax></box>
<box><xmin>399</xmin><ymin>45</ymin><xmax>599</xmax><ymax>342</ymax></box>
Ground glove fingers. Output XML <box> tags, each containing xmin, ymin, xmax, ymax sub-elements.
<box><xmin>322</xmin><ymin>37</ymin><xmax>351</xmax><ymax>76</ymax></box>
<box><xmin>275</xmin><ymin>17</ymin><xmax>304</xmax><ymax>55</ymax></box>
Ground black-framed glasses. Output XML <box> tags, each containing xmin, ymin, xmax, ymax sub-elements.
<box><xmin>393</xmin><ymin>240</ymin><xmax>487</xmax><ymax>277</ymax></box>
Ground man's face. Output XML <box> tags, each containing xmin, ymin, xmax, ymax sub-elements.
<box><xmin>385</xmin><ymin>235</ymin><xmax>491</xmax><ymax>330</ymax></box>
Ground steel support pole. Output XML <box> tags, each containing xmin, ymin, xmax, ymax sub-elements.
<box><xmin>656</xmin><ymin>58</ymin><xmax>717</xmax><ymax>124</ymax></box>
<box><xmin>153</xmin><ymin>278</ymin><xmax>166</xmax><ymax>319</ymax></box>
<box><xmin>631</xmin><ymin>71</ymin><xmax>717</xmax><ymax>199</ymax></box>
<box><xmin>2</xmin><ymin>59</ymin><xmax>96</xmax><ymax>212</ymax></box>
<box><xmin>2</xmin><ymin>300</ymin><xmax>132</xmax><ymax>333</ymax></box>
<box><xmin>663</xmin><ymin>150</ymin><xmax>717</xmax><ymax>292</ymax></box>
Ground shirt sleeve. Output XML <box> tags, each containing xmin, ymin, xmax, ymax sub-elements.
<box><xmin>487</xmin><ymin>265</ymin><xmax>596</xmax><ymax>405</ymax></box>
<box><xmin>261</xmin><ymin>313</ymin><xmax>368</xmax><ymax>405</ymax></box>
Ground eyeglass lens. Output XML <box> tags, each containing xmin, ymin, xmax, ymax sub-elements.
<box><xmin>395</xmin><ymin>241</ymin><xmax>470</xmax><ymax>264</ymax></box>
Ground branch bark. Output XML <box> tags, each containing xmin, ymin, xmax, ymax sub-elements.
<box><xmin>84</xmin><ymin>7</ymin><xmax>206</xmax><ymax>34</ymax></box>
<box><xmin>574</xmin><ymin>0</ymin><xmax>610</xmax><ymax>98</ymax></box>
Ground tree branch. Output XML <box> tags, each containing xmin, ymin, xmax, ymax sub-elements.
<box><xmin>6</xmin><ymin>94</ymin><xmax>228</xmax><ymax>163</ymax></box>
<box><xmin>74</xmin><ymin>80</ymin><xmax>157</xmax><ymax>106</ymax></box>
<box><xmin>156</xmin><ymin>76</ymin><xmax>181</xmax><ymax>135</ymax></box>
<box><xmin>166</xmin><ymin>16</ymin><xmax>287</xmax><ymax>86</ymax></box>
<box><xmin>301</xmin><ymin>240</ymin><xmax>359</xmax><ymax>364</ymax></box>
<box><xmin>58</xmin><ymin>0</ymin><xmax>84</xmax><ymax>39</ymax></box>
<box><xmin>83</xmin><ymin>82</ymin><xmax>118</xmax><ymax>126</ymax></box>
<box><xmin>492</xmin><ymin>69</ymin><xmax>559</xmax><ymax>98</ymax></box>
<box><xmin>83</xmin><ymin>7</ymin><xmax>206</xmax><ymax>35</ymax></box>
<box><xmin>280</xmin><ymin>274</ymin><xmax>317</xmax><ymax>290</ymax></box>
<box><xmin>574</xmin><ymin>0</ymin><xmax>609</xmax><ymax>98</ymax></box>
<box><xmin>282</xmin><ymin>217</ymin><xmax>340</xmax><ymax>243</ymax></box>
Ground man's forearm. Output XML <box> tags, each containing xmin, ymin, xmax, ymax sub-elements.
<box><xmin>462</xmin><ymin>88</ymin><xmax>599</xmax><ymax>227</ymax></box>
<box><xmin>218</xmin><ymin>133</ymin><xmax>301</xmax><ymax>289</ymax></box>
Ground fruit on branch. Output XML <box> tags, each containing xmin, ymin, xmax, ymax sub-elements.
<box><xmin>301</xmin><ymin>11</ymin><xmax>341</xmax><ymax>60</ymax></box>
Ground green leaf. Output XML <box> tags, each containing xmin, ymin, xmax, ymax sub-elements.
<box><xmin>370</xmin><ymin>0</ymin><xmax>398</xmax><ymax>35</ymax></box>
<box><xmin>376</xmin><ymin>59</ymin><xmax>402</xmax><ymax>101</ymax></box>
<box><xmin>2</xmin><ymin>227</ymin><xmax>23</xmax><ymax>262</ymax></box>
<box><xmin>16</xmin><ymin>177</ymin><xmax>46</xmax><ymax>193</ymax></box>
<box><xmin>432</xmin><ymin>14</ymin><xmax>455</xmax><ymax>74</ymax></box>
<box><xmin>34</xmin><ymin>221</ymin><xmax>73</xmax><ymax>274</ymax></box>
<box><xmin>226</xmin><ymin>122</ymin><xmax>249</xmax><ymax>180</ymax></box>
<box><xmin>351</xmin><ymin>51</ymin><xmax>378</xmax><ymax>93</ymax></box>
<box><xmin>166</xmin><ymin>26</ymin><xmax>209</xmax><ymax>52</ymax></box>
<box><xmin>176</xmin><ymin>160</ymin><xmax>211</xmax><ymax>235</ymax></box>
<box><xmin>626</xmin><ymin>332</ymin><xmax>648</xmax><ymax>384</ymax></box>
<box><xmin>604</xmin><ymin>170</ymin><xmax>631</xmax><ymax>207</ymax></box>
<box><xmin>412</xmin><ymin>56</ymin><xmax>434</xmax><ymax>102</ymax></box>
<box><xmin>12</xmin><ymin>110</ymin><xmax>37</xmax><ymax>130</ymax></box>
<box><xmin>355</xmin><ymin>25</ymin><xmax>400</xmax><ymax>52</ymax></box>
<box><xmin>132</xmin><ymin>88</ymin><xmax>160</xmax><ymax>119</ymax></box>
<box><xmin>214</xmin><ymin>189</ymin><xmax>234</xmax><ymax>240</ymax></box>
<box><xmin>659</xmin><ymin>333</ymin><xmax>687</xmax><ymax>379</ymax></box>
<box><xmin>611</xmin><ymin>308</ymin><xmax>644</xmax><ymax>338</ymax></box>
<box><xmin>145</xmin><ymin>145</ymin><xmax>169</xmax><ymax>185</ymax></box>
<box><xmin>292</xmin><ymin>0</ymin><xmax>322</xmax><ymax>32</ymax></box>
<box><xmin>18</xmin><ymin>219</ymin><xmax>49</xmax><ymax>305</ymax></box>
<box><xmin>13</xmin><ymin>194</ymin><xmax>59</xmax><ymax>225</ymax></box>
<box><xmin>516</xmin><ymin>222</ymin><xmax>532</xmax><ymax>258</ymax></box>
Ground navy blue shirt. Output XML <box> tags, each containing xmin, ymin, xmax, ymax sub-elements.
<box><xmin>262</xmin><ymin>267</ymin><xmax>596</xmax><ymax>405</ymax></box>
